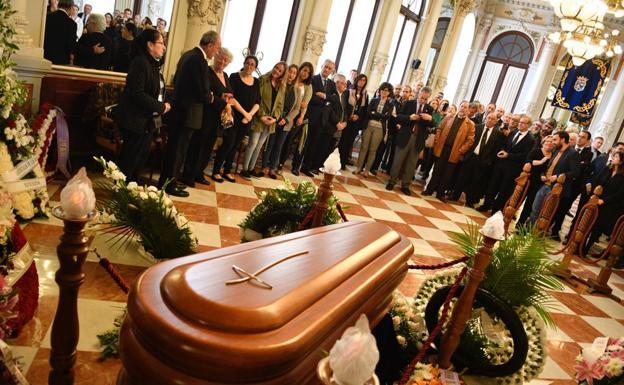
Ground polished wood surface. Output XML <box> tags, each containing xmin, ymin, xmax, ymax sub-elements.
<box><xmin>535</xmin><ymin>174</ymin><xmax>566</xmax><ymax>235</ymax></box>
<box><xmin>118</xmin><ymin>221</ymin><xmax>413</xmax><ymax>385</ymax></box>
<box><xmin>587</xmin><ymin>215</ymin><xmax>624</xmax><ymax>295</ymax></box>
<box><xmin>311</xmin><ymin>172</ymin><xmax>335</xmax><ymax>228</ymax></box>
<box><xmin>503</xmin><ymin>163</ymin><xmax>531</xmax><ymax>233</ymax></box>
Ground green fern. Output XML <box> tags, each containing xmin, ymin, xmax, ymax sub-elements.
<box><xmin>450</xmin><ymin>222</ymin><xmax>564</xmax><ymax>327</ymax></box>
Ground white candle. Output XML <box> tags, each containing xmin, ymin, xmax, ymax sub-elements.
<box><xmin>323</xmin><ymin>149</ymin><xmax>342</xmax><ymax>175</ymax></box>
<box><xmin>60</xmin><ymin>167</ymin><xmax>96</xmax><ymax>219</ymax></box>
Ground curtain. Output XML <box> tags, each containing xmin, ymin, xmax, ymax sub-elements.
<box><xmin>473</xmin><ymin>61</ymin><xmax>502</xmax><ymax>104</ymax></box>
<box><xmin>496</xmin><ymin>66</ymin><xmax>525</xmax><ymax>112</ymax></box>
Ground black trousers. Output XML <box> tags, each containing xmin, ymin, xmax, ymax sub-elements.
<box><xmin>338</xmin><ymin>120</ymin><xmax>360</xmax><ymax>167</ymax></box>
<box><xmin>550</xmin><ymin>191</ymin><xmax>578</xmax><ymax>236</ymax></box>
<box><xmin>302</xmin><ymin>120</ymin><xmax>322</xmax><ymax>171</ymax></box>
<box><xmin>282</xmin><ymin>124</ymin><xmax>305</xmax><ymax>170</ymax></box>
<box><xmin>312</xmin><ymin>132</ymin><xmax>338</xmax><ymax>170</ymax></box>
<box><xmin>483</xmin><ymin>163</ymin><xmax>521</xmax><ymax>212</ymax></box>
<box><xmin>518</xmin><ymin>181</ymin><xmax>542</xmax><ymax>224</ymax></box>
<box><xmin>381</xmin><ymin>132</ymin><xmax>397</xmax><ymax>171</ymax></box>
<box><xmin>451</xmin><ymin>156</ymin><xmax>478</xmax><ymax>202</ymax></box>
<box><xmin>213</xmin><ymin>122</ymin><xmax>248</xmax><ymax>175</ymax></box>
<box><xmin>426</xmin><ymin>145</ymin><xmax>456</xmax><ymax>196</ymax></box>
<box><xmin>182</xmin><ymin>127</ymin><xmax>218</xmax><ymax>184</ymax></box>
<box><xmin>158</xmin><ymin>124</ymin><xmax>195</xmax><ymax>187</ymax></box>
<box><xmin>118</xmin><ymin>128</ymin><xmax>153</xmax><ymax>182</ymax></box>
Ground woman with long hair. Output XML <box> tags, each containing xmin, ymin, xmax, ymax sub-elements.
<box><xmin>518</xmin><ymin>135</ymin><xmax>554</xmax><ymax>223</ymax></box>
<box><xmin>584</xmin><ymin>150</ymin><xmax>624</xmax><ymax>255</ymax></box>
<box><xmin>338</xmin><ymin>74</ymin><xmax>369</xmax><ymax>169</ymax></box>
<box><xmin>355</xmin><ymin>82</ymin><xmax>392</xmax><ymax>177</ymax></box>
<box><xmin>114</xmin><ymin>28</ymin><xmax>170</xmax><ymax>181</ymax></box>
<box><xmin>240</xmin><ymin>61</ymin><xmax>286</xmax><ymax>179</ymax></box>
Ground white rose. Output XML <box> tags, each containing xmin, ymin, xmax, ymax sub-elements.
<box><xmin>163</xmin><ymin>197</ymin><xmax>173</xmax><ymax>207</ymax></box>
<box><xmin>146</xmin><ymin>186</ymin><xmax>158</xmax><ymax>192</ymax></box>
<box><xmin>127</xmin><ymin>181</ymin><xmax>138</xmax><ymax>190</ymax></box>
<box><xmin>148</xmin><ymin>191</ymin><xmax>158</xmax><ymax>200</ymax></box>
<box><xmin>392</xmin><ymin>316</ymin><xmax>401</xmax><ymax>327</ymax></box>
<box><xmin>605</xmin><ymin>357</ymin><xmax>624</xmax><ymax>377</ymax></box>
<box><xmin>139</xmin><ymin>192</ymin><xmax>148</xmax><ymax>200</ymax></box>
<box><xmin>396</xmin><ymin>335</ymin><xmax>406</xmax><ymax>346</ymax></box>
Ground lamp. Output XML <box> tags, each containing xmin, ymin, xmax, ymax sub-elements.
<box><xmin>550</xmin><ymin>0</ymin><xmax>608</xmax><ymax>31</ymax></box>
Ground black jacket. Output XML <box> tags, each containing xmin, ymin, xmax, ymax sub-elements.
<box><xmin>465</xmin><ymin>123</ymin><xmax>505</xmax><ymax>166</ymax></box>
<box><xmin>573</xmin><ymin>146</ymin><xmax>594</xmax><ymax>193</ymax></box>
<box><xmin>500</xmin><ymin>130</ymin><xmax>535</xmax><ymax>172</ymax></box>
<box><xmin>171</xmin><ymin>47</ymin><xmax>213</xmax><ymax>124</ymax></box>
<box><xmin>542</xmin><ymin>146</ymin><xmax>581</xmax><ymax>197</ymax></box>
<box><xmin>114</xmin><ymin>53</ymin><xmax>166</xmax><ymax>134</ymax></box>
<box><xmin>395</xmin><ymin>100</ymin><xmax>435</xmax><ymax>148</ymax></box>
<box><xmin>307</xmin><ymin>74</ymin><xmax>337</xmax><ymax>127</ymax></box>
<box><xmin>365</xmin><ymin>97</ymin><xmax>393</xmax><ymax>134</ymax></box>
<box><xmin>325</xmin><ymin>91</ymin><xmax>353</xmax><ymax>134</ymax></box>
<box><xmin>44</xmin><ymin>10</ymin><xmax>77</xmax><ymax>65</ymax></box>
<box><xmin>75</xmin><ymin>32</ymin><xmax>113</xmax><ymax>70</ymax></box>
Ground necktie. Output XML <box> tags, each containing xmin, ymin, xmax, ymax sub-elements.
<box><xmin>411</xmin><ymin>104</ymin><xmax>420</xmax><ymax>133</ymax></box>
<box><xmin>475</xmin><ymin>127</ymin><xmax>490</xmax><ymax>155</ymax></box>
<box><xmin>512</xmin><ymin>132</ymin><xmax>520</xmax><ymax>146</ymax></box>
<box><xmin>339</xmin><ymin>93</ymin><xmax>344</xmax><ymax>121</ymax></box>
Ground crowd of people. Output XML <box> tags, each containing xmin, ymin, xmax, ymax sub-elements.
<box><xmin>44</xmin><ymin>0</ymin><xmax>169</xmax><ymax>72</ymax></box>
<box><xmin>43</xmin><ymin>2</ymin><xmax>624</xmax><ymax>262</ymax></box>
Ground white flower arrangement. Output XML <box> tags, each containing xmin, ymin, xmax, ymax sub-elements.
<box><xmin>391</xmin><ymin>266</ymin><xmax>548</xmax><ymax>385</ymax></box>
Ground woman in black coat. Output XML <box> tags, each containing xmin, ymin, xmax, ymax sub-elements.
<box><xmin>584</xmin><ymin>151</ymin><xmax>624</xmax><ymax>254</ymax></box>
<box><xmin>114</xmin><ymin>28</ymin><xmax>170</xmax><ymax>182</ymax></box>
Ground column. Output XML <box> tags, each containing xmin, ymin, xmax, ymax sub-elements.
<box><xmin>185</xmin><ymin>0</ymin><xmax>225</xmax><ymax>50</ymax></box>
<box><xmin>407</xmin><ymin>0</ymin><xmax>443</xmax><ymax>84</ymax></box>
<box><xmin>428</xmin><ymin>0</ymin><xmax>478</xmax><ymax>94</ymax></box>
<box><xmin>366</xmin><ymin>0</ymin><xmax>402</xmax><ymax>94</ymax></box>
<box><xmin>10</xmin><ymin>0</ymin><xmax>52</xmax><ymax>115</ymax></box>
<box><xmin>517</xmin><ymin>39</ymin><xmax>556</xmax><ymax>117</ymax></box>
<box><xmin>454</xmin><ymin>15</ymin><xmax>492</xmax><ymax>103</ymax></box>
<box><xmin>590</xmin><ymin>60</ymin><xmax>624</xmax><ymax>145</ymax></box>
<box><xmin>300</xmin><ymin>0</ymin><xmax>333</xmax><ymax>65</ymax></box>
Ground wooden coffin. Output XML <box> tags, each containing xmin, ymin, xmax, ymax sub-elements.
<box><xmin>117</xmin><ymin>221</ymin><xmax>413</xmax><ymax>385</ymax></box>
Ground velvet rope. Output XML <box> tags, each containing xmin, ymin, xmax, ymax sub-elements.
<box><xmin>92</xmin><ymin>249</ymin><xmax>130</xmax><ymax>294</ymax></box>
<box><xmin>398</xmin><ymin>267</ymin><xmax>469</xmax><ymax>385</ymax></box>
<box><xmin>336</xmin><ymin>202</ymin><xmax>348</xmax><ymax>222</ymax></box>
<box><xmin>298</xmin><ymin>208</ymin><xmax>316</xmax><ymax>230</ymax></box>
<box><xmin>408</xmin><ymin>256</ymin><xmax>469</xmax><ymax>270</ymax></box>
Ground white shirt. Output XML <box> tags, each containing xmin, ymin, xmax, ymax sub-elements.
<box><xmin>196</xmin><ymin>45</ymin><xmax>207</xmax><ymax>61</ymax></box>
<box><xmin>474</xmin><ymin>124</ymin><xmax>494</xmax><ymax>155</ymax></box>
<box><xmin>72</xmin><ymin>16</ymin><xmax>83</xmax><ymax>40</ymax></box>
<box><xmin>512</xmin><ymin>130</ymin><xmax>528</xmax><ymax>145</ymax></box>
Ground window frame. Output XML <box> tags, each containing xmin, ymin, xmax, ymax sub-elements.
<box><xmin>384</xmin><ymin>2</ymin><xmax>426</xmax><ymax>84</ymax></box>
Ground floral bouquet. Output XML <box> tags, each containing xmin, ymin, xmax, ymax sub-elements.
<box><xmin>575</xmin><ymin>337</ymin><xmax>624</xmax><ymax>385</ymax></box>
<box><xmin>94</xmin><ymin>157</ymin><xmax>197</xmax><ymax>260</ymax></box>
<box><xmin>400</xmin><ymin>363</ymin><xmax>462</xmax><ymax>385</ymax></box>
<box><xmin>0</xmin><ymin>339</ymin><xmax>28</xmax><ymax>385</ymax></box>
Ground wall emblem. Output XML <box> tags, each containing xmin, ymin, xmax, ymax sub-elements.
<box><xmin>574</xmin><ymin>76</ymin><xmax>588</xmax><ymax>92</ymax></box>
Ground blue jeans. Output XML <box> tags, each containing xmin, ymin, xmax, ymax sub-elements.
<box><xmin>263</xmin><ymin>126</ymin><xmax>289</xmax><ymax>170</ymax></box>
<box><xmin>528</xmin><ymin>184</ymin><xmax>551</xmax><ymax>224</ymax></box>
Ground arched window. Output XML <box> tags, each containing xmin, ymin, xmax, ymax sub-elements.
<box><xmin>221</xmin><ymin>0</ymin><xmax>301</xmax><ymax>73</ymax></box>
<box><xmin>422</xmin><ymin>17</ymin><xmax>450</xmax><ymax>84</ymax></box>
<box><xmin>318</xmin><ymin>0</ymin><xmax>382</xmax><ymax>74</ymax></box>
<box><xmin>382</xmin><ymin>0</ymin><xmax>427</xmax><ymax>85</ymax></box>
<box><xmin>472</xmin><ymin>31</ymin><xmax>534</xmax><ymax>111</ymax></box>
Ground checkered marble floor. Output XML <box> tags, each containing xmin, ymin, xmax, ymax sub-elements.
<box><xmin>11</xmin><ymin>165</ymin><xmax>624</xmax><ymax>385</ymax></box>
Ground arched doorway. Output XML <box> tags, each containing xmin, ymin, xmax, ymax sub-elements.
<box><xmin>471</xmin><ymin>31</ymin><xmax>534</xmax><ymax>111</ymax></box>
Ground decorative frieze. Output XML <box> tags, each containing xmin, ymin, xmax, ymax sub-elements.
<box><xmin>187</xmin><ymin>0</ymin><xmax>225</xmax><ymax>26</ymax></box>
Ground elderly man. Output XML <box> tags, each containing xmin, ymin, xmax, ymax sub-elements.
<box><xmin>158</xmin><ymin>31</ymin><xmax>222</xmax><ymax>197</ymax></box>
<box><xmin>44</xmin><ymin>0</ymin><xmax>77</xmax><ymax>65</ymax></box>
<box><xmin>75</xmin><ymin>13</ymin><xmax>112</xmax><ymax>70</ymax></box>
<box><xmin>422</xmin><ymin>101</ymin><xmax>475</xmax><ymax>202</ymax></box>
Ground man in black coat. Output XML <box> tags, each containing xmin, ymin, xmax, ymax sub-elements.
<box><xmin>528</xmin><ymin>131</ymin><xmax>580</xmax><ymax>225</ymax></box>
<box><xmin>44</xmin><ymin>0</ymin><xmax>77</xmax><ymax>65</ymax></box>
<box><xmin>313</xmin><ymin>73</ymin><xmax>353</xmax><ymax>168</ymax></box>
<box><xmin>478</xmin><ymin>115</ymin><xmax>535</xmax><ymax>214</ymax></box>
<box><xmin>551</xmin><ymin>131</ymin><xmax>592</xmax><ymax>240</ymax></box>
<box><xmin>385</xmin><ymin>86</ymin><xmax>435</xmax><ymax>195</ymax></box>
<box><xmin>301</xmin><ymin>60</ymin><xmax>337</xmax><ymax>176</ymax></box>
<box><xmin>450</xmin><ymin>112</ymin><xmax>505</xmax><ymax>207</ymax></box>
<box><xmin>158</xmin><ymin>31</ymin><xmax>220</xmax><ymax>197</ymax></box>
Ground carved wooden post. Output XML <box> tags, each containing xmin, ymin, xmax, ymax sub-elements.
<box><xmin>503</xmin><ymin>163</ymin><xmax>531</xmax><ymax>233</ymax></box>
<box><xmin>587</xmin><ymin>216</ymin><xmax>624</xmax><ymax>295</ymax></box>
<box><xmin>534</xmin><ymin>174</ymin><xmax>566</xmax><ymax>235</ymax></box>
<box><xmin>438</xmin><ymin>233</ymin><xmax>499</xmax><ymax>368</ymax></box>
<box><xmin>49</xmin><ymin>207</ymin><xmax>96</xmax><ymax>385</ymax></box>
<box><xmin>557</xmin><ymin>186</ymin><xmax>602</xmax><ymax>280</ymax></box>
<box><xmin>311</xmin><ymin>172</ymin><xmax>335</xmax><ymax>228</ymax></box>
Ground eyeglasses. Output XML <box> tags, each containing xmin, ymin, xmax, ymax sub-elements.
<box><xmin>154</xmin><ymin>41</ymin><xmax>165</xmax><ymax>46</ymax></box>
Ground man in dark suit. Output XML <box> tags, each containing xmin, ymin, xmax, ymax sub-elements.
<box><xmin>528</xmin><ymin>131</ymin><xmax>580</xmax><ymax>225</ymax></box>
<box><xmin>385</xmin><ymin>86</ymin><xmax>435</xmax><ymax>195</ymax></box>
<box><xmin>478</xmin><ymin>115</ymin><xmax>535</xmax><ymax>214</ymax></box>
<box><xmin>78</xmin><ymin>3</ymin><xmax>92</xmax><ymax>25</ymax></box>
<box><xmin>44</xmin><ymin>0</ymin><xmax>77</xmax><ymax>65</ymax></box>
<box><xmin>450</xmin><ymin>112</ymin><xmax>505</xmax><ymax>207</ymax></box>
<box><xmin>550</xmin><ymin>131</ymin><xmax>592</xmax><ymax>240</ymax></box>
<box><xmin>422</xmin><ymin>101</ymin><xmax>475</xmax><ymax>202</ymax></box>
<box><xmin>377</xmin><ymin>85</ymin><xmax>411</xmax><ymax>173</ymax></box>
<box><xmin>158</xmin><ymin>31</ymin><xmax>221</xmax><ymax>197</ymax></box>
<box><xmin>313</xmin><ymin>74</ymin><xmax>353</xmax><ymax>168</ymax></box>
<box><xmin>301</xmin><ymin>59</ymin><xmax>337</xmax><ymax>176</ymax></box>
<box><xmin>590</xmin><ymin>136</ymin><xmax>604</xmax><ymax>161</ymax></box>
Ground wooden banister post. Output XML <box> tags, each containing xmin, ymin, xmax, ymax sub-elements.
<box><xmin>587</xmin><ymin>216</ymin><xmax>624</xmax><ymax>295</ymax></box>
<box><xmin>534</xmin><ymin>174</ymin><xmax>566</xmax><ymax>235</ymax></box>
<box><xmin>49</xmin><ymin>207</ymin><xmax>96</xmax><ymax>385</ymax></box>
<box><xmin>438</xmin><ymin>233</ymin><xmax>499</xmax><ymax>368</ymax></box>
<box><xmin>557</xmin><ymin>186</ymin><xmax>602</xmax><ymax>280</ymax></box>
<box><xmin>311</xmin><ymin>172</ymin><xmax>335</xmax><ymax>228</ymax></box>
<box><xmin>503</xmin><ymin>163</ymin><xmax>531</xmax><ymax>233</ymax></box>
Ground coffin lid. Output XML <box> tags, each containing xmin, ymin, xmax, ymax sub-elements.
<box><xmin>160</xmin><ymin>221</ymin><xmax>403</xmax><ymax>333</ymax></box>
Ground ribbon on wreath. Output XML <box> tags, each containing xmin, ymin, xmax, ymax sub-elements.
<box><xmin>54</xmin><ymin>107</ymin><xmax>71</xmax><ymax>178</ymax></box>
<box><xmin>0</xmin><ymin>156</ymin><xmax>47</xmax><ymax>194</ymax></box>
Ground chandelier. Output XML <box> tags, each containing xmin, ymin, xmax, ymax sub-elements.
<box><xmin>549</xmin><ymin>18</ymin><xmax>623</xmax><ymax>66</ymax></box>
<box><xmin>550</xmin><ymin>0</ymin><xmax>608</xmax><ymax>31</ymax></box>
<box><xmin>602</xmin><ymin>0</ymin><xmax>624</xmax><ymax>17</ymax></box>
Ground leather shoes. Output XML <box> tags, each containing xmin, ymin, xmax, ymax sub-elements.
<box><xmin>476</xmin><ymin>205</ymin><xmax>491</xmax><ymax>213</ymax></box>
<box><xmin>311</xmin><ymin>169</ymin><xmax>320</xmax><ymax>175</ymax></box>
<box><xmin>195</xmin><ymin>177</ymin><xmax>211</xmax><ymax>186</ymax></box>
<box><xmin>166</xmin><ymin>186</ymin><xmax>189</xmax><ymax>198</ymax></box>
<box><xmin>291</xmin><ymin>169</ymin><xmax>300</xmax><ymax>176</ymax></box>
<box><xmin>175</xmin><ymin>182</ymin><xmax>188</xmax><ymax>190</ymax></box>
<box><xmin>437</xmin><ymin>194</ymin><xmax>448</xmax><ymax>203</ymax></box>
<box><xmin>385</xmin><ymin>183</ymin><xmax>395</xmax><ymax>191</ymax></box>
<box><xmin>401</xmin><ymin>187</ymin><xmax>412</xmax><ymax>196</ymax></box>
<box><xmin>302</xmin><ymin>169</ymin><xmax>315</xmax><ymax>177</ymax></box>
<box><xmin>421</xmin><ymin>190</ymin><xmax>433</xmax><ymax>196</ymax></box>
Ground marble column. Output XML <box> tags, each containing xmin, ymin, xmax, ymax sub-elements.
<box><xmin>428</xmin><ymin>0</ymin><xmax>479</xmax><ymax>95</ymax></box>
<box><xmin>517</xmin><ymin>39</ymin><xmax>556</xmax><ymax>117</ymax></box>
<box><xmin>590</xmin><ymin>60</ymin><xmax>624</xmax><ymax>145</ymax></box>
<box><xmin>300</xmin><ymin>0</ymin><xmax>333</xmax><ymax>66</ymax></box>
<box><xmin>10</xmin><ymin>0</ymin><xmax>51</xmax><ymax>115</ymax></box>
<box><xmin>454</xmin><ymin>15</ymin><xmax>492</xmax><ymax>103</ymax></box>
<box><xmin>408</xmin><ymin>0</ymin><xmax>443</xmax><ymax>84</ymax></box>
<box><xmin>366</xmin><ymin>0</ymin><xmax>402</xmax><ymax>94</ymax></box>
